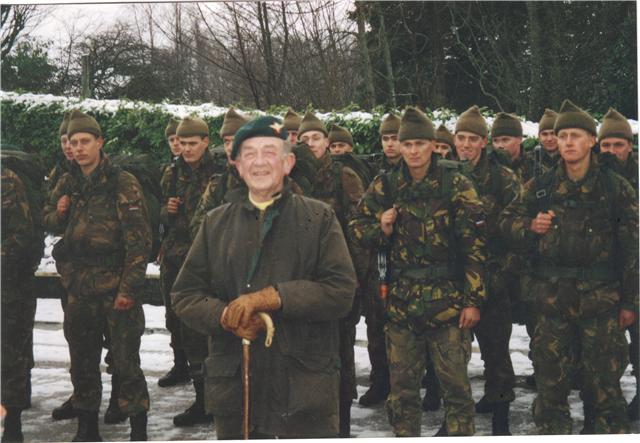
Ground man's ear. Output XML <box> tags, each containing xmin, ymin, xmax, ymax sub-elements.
<box><xmin>283</xmin><ymin>153</ymin><xmax>296</xmax><ymax>175</ymax></box>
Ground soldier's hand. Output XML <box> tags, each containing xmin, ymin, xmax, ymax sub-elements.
<box><xmin>56</xmin><ymin>195</ymin><xmax>71</xmax><ymax>218</ymax></box>
<box><xmin>167</xmin><ymin>197</ymin><xmax>182</xmax><ymax>214</ymax></box>
<box><xmin>381</xmin><ymin>206</ymin><xmax>398</xmax><ymax>237</ymax></box>
<box><xmin>529</xmin><ymin>210</ymin><xmax>555</xmax><ymax>235</ymax></box>
<box><xmin>459</xmin><ymin>307</ymin><xmax>480</xmax><ymax>329</ymax></box>
<box><xmin>114</xmin><ymin>294</ymin><xmax>135</xmax><ymax>311</ymax></box>
<box><xmin>619</xmin><ymin>309</ymin><xmax>637</xmax><ymax>329</ymax></box>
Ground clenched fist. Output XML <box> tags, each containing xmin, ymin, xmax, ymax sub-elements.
<box><xmin>381</xmin><ymin>206</ymin><xmax>398</xmax><ymax>237</ymax></box>
<box><xmin>529</xmin><ymin>210</ymin><xmax>556</xmax><ymax>235</ymax></box>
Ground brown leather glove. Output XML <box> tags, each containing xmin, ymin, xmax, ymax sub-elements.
<box><xmin>225</xmin><ymin>286</ymin><xmax>281</xmax><ymax>329</ymax></box>
<box><xmin>221</xmin><ymin>310</ymin><xmax>266</xmax><ymax>341</ymax></box>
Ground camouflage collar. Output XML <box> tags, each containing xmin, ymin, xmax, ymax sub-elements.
<box><xmin>557</xmin><ymin>154</ymin><xmax>600</xmax><ymax>193</ymax></box>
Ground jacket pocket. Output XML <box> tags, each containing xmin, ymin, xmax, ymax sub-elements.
<box><xmin>286</xmin><ymin>354</ymin><xmax>339</xmax><ymax>420</ymax></box>
<box><xmin>204</xmin><ymin>353</ymin><xmax>242</xmax><ymax>416</ymax></box>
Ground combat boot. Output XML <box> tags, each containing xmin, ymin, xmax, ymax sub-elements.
<box><xmin>580</xmin><ymin>403</ymin><xmax>595</xmax><ymax>434</ymax></box>
<box><xmin>421</xmin><ymin>365</ymin><xmax>441</xmax><ymax>412</ymax></box>
<box><xmin>158</xmin><ymin>349</ymin><xmax>190</xmax><ymax>388</ymax></box>
<box><xmin>434</xmin><ymin>422</ymin><xmax>448</xmax><ymax>436</ymax></box>
<box><xmin>129</xmin><ymin>411</ymin><xmax>147</xmax><ymax>441</ymax></box>
<box><xmin>104</xmin><ymin>374</ymin><xmax>128</xmax><ymax>424</ymax></box>
<box><xmin>72</xmin><ymin>410</ymin><xmax>102</xmax><ymax>442</ymax></box>
<box><xmin>474</xmin><ymin>395</ymin><xmax>495</xmax><ymax>414</ymax></box>
<box><xmin>491</xmin><ymin>402</ymin><xmax>511</xmax><ymax>436</ymax></box>
<box><xmin>173</xmin><ymin>380</ymin><xmax>213</xmax><ymax>427</ymax></box>
<box><xmin>52</xmin><ymin>396</ymin><xmax>77</xmax><ymax>420</ymax></box>
<box><xmin>358</xmin><ymin>370</ymin><xmax>389</xmax><ymax>407</ymax></box>
<box><xmin>1</xmin><ymin>408</ymin><xmax>23</xmax><ymax>443</ymax></box>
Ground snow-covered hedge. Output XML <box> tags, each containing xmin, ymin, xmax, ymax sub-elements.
<box><xmin>2</xmin><ymin>91</ymin><xmax>637</xmax><ymax>171</ymax></box>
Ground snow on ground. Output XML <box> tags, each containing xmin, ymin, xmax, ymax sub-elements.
<box><xmin>23</xmin><ymin>298</ymin><xmax>639</xmax><ymax>442</ymax></box>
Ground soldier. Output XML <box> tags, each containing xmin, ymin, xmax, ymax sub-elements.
<box><xmin>43</xmin><ymin>110</ymin><xmax>151</xmax><ymax>441</ymax></box>
<box><xmin>46</xmin><ymin>111</ymin><xmax>74</xmax><ymax>195</ymax></box>
<box><xmin>283</xmin><ymin>108</ymin><xmax>301</xmax><ymax>145</ymax></box>
<box><xmin>537</xmin><ymin>109</ymin><xmax>561</xmax><ymax>170</ymax></box>
<box><xmin>171</xmin><ymin>115</ymin><xmax>357</xmax><ymax>439</ymax></box>
<box><xmin>1</xmin><ymin>167</ymin><xmax>37</xmax><ymax>443</ymax></box>
<box><xmin>350</xmin><ymin>107</ymin><xmax>487</xmax><ymax>437</ymax></box>
<box><xmin>159</xmin><ymin>116</ymin><xmax>218</xmax><ymax>426</ymax></box>
<box><xmin>498</xmin><ymin>99</ymin><xmax>638</xmax><ymax>434</ymax></box>
<box><xmin>454</xmin><ymin>105</ymin><xmax>522</xmax><ymax>435</ymax></box>
<box><xmin>377</xmin><ymin>113</ymin><xmax>402</xmax><ymax>172</ymax></box>
<box><xmin>491</xmin><ymin>112</ymin><xmax>532</xmax><ymax>183</ymax></box>
<box><xmin>160</xmin><ymin>117</ymin><xmax>183</xmax><ymax>174</ymax></box>
<box><xmin>597</xmin><ymin>107</ymin><xmax>639</xmax><ymax>421</ymax></box>
<box><xmin>434</xmin><ymin>124</ymin><xmax>456</xmax><ymax>160</ymax></box>
<box><xmin>329</xmin><ymin>124</ymin><xmax>355</xmax><ymax>155</ymax></box>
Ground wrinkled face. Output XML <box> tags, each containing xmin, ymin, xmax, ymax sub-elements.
<box><xmin>329</xmin><ymin>142</ymin><xmax>352</xmax><ymax>155</ymax></box>
<box><xmin>599</xmin><ymin>137</ymin><xmax>632</xmax><ymax>162</ymax></box>
<box><xmin>70</xmin><ymin>132</ymin><xmax>103</xmax><ymax>174</ymax></box>
<box><xmin>300</xmin><ymin>130</ymin><xmax>329</xmax><ymax>159</ymax></box>
<box><xmin>539</xmin><ymin>129</ymin><xmax>558</xmax><ymax>153</ymax></box>
<box><xmin>557</xmin><ymin>128</ymin><xmax>595</xmax><ymax>165</ymax></box>
<box><xmin>455</xmin><ymin>131</ymin><xmax>487</xmax><ymax>165</ymax></box>
<box><xmin>400</xmin><ymin>138</ymin><xmax>434</xmax><ymax>172</ymax></box>
<box><xmin>180</xmin><ymin>135</ymin><xmax>209</xmax><ymax>166</ymax></box>
<box><xmin>381</xmin><ymin>133</ymin><xmax>400</xmax><ymax>160</ymax></box>
<box><xmin>223</xmin><ymin>135</ymin><xmax>235</xmax><ymax>163</ymax></box>
<box><xmin>287</xmin><ymin>130</ymin><xmax>299</xmax><ymax>145</ymax></box>
<box><xmin>168</xmin><ymin>135</ymin><xmax>182</xmax><ymax>156</ymax></box>
<box><xmin>236</xmin><ymin>137</ymin><xmax>295</xmax><ymax>197</ymax></box>
<box><xmin>433</xmin><ymin>142</ymin><xmax>452</xmax><ymax>158</ymax></box>
<box><xmin>60</xmin><ymin>134</ymin><xmax>74</xmax><ymax>160</ymax></box>
<box><xmin>492</xmin><ymin>135</ymin><xmax>522</xmax><ymax>161</ymax></box>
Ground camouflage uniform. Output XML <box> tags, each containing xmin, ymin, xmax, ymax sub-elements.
<box><xmin>349</xmin><ymin>159</ymin><xmax>487</xmax><ymax>436</ymax></box>
<box><xmin>1</xmin><ymin>168</ymin><xmax>37</xmax><ymax>411</ymax></box>
<box><xmin>43</xmin><ymin>155</ymin><xmax>151</xmax><ymax>415</ymax></box>
<box><xmin>160</xmin><ymin>150</ymin><xmax>217</xmax><ymax>383</ymax></box>
<box><xmin>47</xmin><ymin>159</ymin><xmax>73</xmax><ymax>199</ymax></box>
<box><xmin>498</xmin><ymin>155</ymin><xmax>638</xmax><ymax>434</ymax></box>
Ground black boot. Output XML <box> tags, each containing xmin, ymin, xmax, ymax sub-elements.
<box><xmin>1</xmin><ymin>408</ymin><xmax>23</xmax><ymax>443</ymax></box>
<box><xmin>72</xmin><ymin>410</ymin><xmax>102</xmax><ymax>442</ymax></box>
<box><xmin>491</xmin><ymin>402</ymin><xmax>511</xmax><ymax>436</ymax></box>
<box><xmin>130</xmin><ymin>411</ymin><xmax>148</xmax><ymax>441</ymax></box>
<box><xmin>173</xmin><ymin>380</ymin><xmax>213</xmax><ymax>427</ymax></box>
<box><xmin>158</xmin><ymin>349</ymin><xmax>190</xmax><ymax>388</ymax></box>
<box><xmin>629</xmin><ymin>393</ymin><xmax>639</xmax><ymax>421</ymax></box>
<box><xmin>358</xmin><ymin>373</ymin><xmax>390</xmax><ymax>407</ymax></box>
<box><xmin>104</xmin><ymin>374</ymin><xmax>128</xmax><ymax>424</ymax></box>
<box><xmin>422</xmin><ymin>365</ymin><xmax>441</xmax><ymax>412</ymax></box>
<box><xmin>580</xmin><ymin>402</ymin><xmax>595</xmax><ymax>434</ymax></box>
<box><xmin>52</xmin><ymin>396</ymin><xmax>77</xmax><ymax>420</ymax></box>
<box><xmin>434</xmin><ymin>422</ymin><xmax>448</xmax><ymax>437</ymax></box>
<box><xmin>475</xmin><ymin>395</ymin><xmax>495</xmax><ymax>414</ymax></box>
<box><xmin>339</xmin><ymin>400</ymin><xmax>352</xmax><ymax>438</ymax></box>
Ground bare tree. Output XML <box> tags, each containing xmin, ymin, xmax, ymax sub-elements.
<box><xmin>1</xmin><ymin>5</ymin><xmax>44</xmax><ymax>58</ymax></box>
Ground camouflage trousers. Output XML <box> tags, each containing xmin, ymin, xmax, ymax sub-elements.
<box><xmin>361</xmin><ymin>275</ymin><xmax>389</xmax><ymax>384</ymax></box>
<box><xmin>161</xmin><ymin>259</ymin><xmax>208</xmax><ymax>382</ymax></box>
<box><xmin>532</xmin><ymin>309</ymin><xmax>629</xmax><ymax>434</ymax></box>
<box><xmin>65</xmin><ymin>291</ymin><xmax>149</xmax><ymax>415</ymax></box>
<box><xmin>385</xmin><ymin>321</ymin><xmax>475</xmax><ymax>436</ymax></box>
<box><xmin>1</xmin><ymin>279</ymin><xmax>37</xmax><ymax>409</ymax></box>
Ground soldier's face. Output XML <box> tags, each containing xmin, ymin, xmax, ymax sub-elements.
<box><xmin>381</xmin><ymin>134</ymin><xmax>400</xmax><ymax>160</ymax></box>
<box><xmin>557</xmin><ymin>128</ymin><xmax>595</xmax><ymax>165</ymax></box>
<box><xmin>434</xmin><ymin>143</ymin><xmax>451</xmax><ymax>158</ymax></box>
<box><xmin>492</xmin><ymin>135</ymin><xmax>522</xmax><ymax>161</ymax></box>
<box><xmin>539</xmin><ymin>129</ymin><xmax>558</xmax><ymax>153</ymax></box>
<box><xmin>400</xmin><ymin>138</ymin><xmax>434</xmax><ymax>171</ymax></box>
<box><xmin>599</xmin><ymin>137</ymin><xmax>632</xmax><ymax>162</ymax></box>
<box><xmin>236</xmin><ymin>137</ymin><xmax>295</xmax><ymax>198</ymax></box>
<box><xmin>329</xmin><ymin>142</ymin><xmax>352</xmax><ymax>155</ymax></box>
<box><xmin>180</xmin><ymin>135</ymin><xmax>209</xmax><ymax>167</ymax></box>
<box><xmin>455</xmin><ymin>131</ymin><xmax>487</xmax><ymax>165</ymax></box>
<box><xmin>287</xmin><ymin>130</ymin><xmax>299</xmax><ymax>145</ymax></box>
<box><xmin>60</xmin><ymin>134</ymin><xmax>74</xmax><ymax>161</ymax></box>
<box><xmin>300</xmin><ymin>131</ymin><xmax>329</xmax><ymax>159</ymax></box>
<box><xmin>223</xmin><ymin>136</ymin><xmax>235</xmax><ymax>163</ymax></box>
<box><xmin>168</xmin><ymin>135</ymin><xmax>182</xmax><ymax>156</ymax></box>
<box><xmin>70</xmin><ymin>132</ymin><xmax>103</xmax><ymax>175</ymax></box>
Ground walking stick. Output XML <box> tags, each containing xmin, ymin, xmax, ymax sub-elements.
<box><xmin>242</xmin><ymin>312</ymin><xmax>275</xmax><ymax>440</ymax></box>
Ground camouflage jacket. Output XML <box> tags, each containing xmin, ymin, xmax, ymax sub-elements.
<box><xmin>46</xmin><ymin>159</ymin><xmax>73</xmax><ymax>198</ymax></box>
<box><xmin>498</xmin><ymin>155</ymin><xmax>639</xmax><ymax>312</ymax></box>
<box><xmin>160</xmin><ymin>150</ymin><xmax>217</xmax><ymax>264</ymax></box>
<box><xmin>510</xmin><ymin>146</ymin><xmax>534</xmax><ymax>184</ymax></box>
<box><xmin>43</xmin><ymin>155</ymin><xmax>151</xmax><ymax>301</ymax></box>
<box><xmin>598</xmin><ymin>151</ymin><xmax>639</xmax><ymax>195</ymax></box>
<box><xmin>1</xmin><ymin>167</ymin><xmax>35</xmax><ymax>282</ymax></box>
<box><xmin>373</xmin><ymin>155</ymin><xmax>402</xmax><ymax>175</ymax></box>
<box><xmin>349</xmin><ymin>159</ymin><xmax>487</xmax><ymax>329</ymax></box>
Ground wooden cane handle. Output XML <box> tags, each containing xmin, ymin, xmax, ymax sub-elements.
<box><xmin>257</xmin><ymin>312</ymin><xmax>275</xmax><ymax>347</ymax></box>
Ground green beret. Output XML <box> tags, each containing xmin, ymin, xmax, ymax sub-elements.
<box><xmin>59</xmin><ymin>111</ymin><xmax>71</xmax><ymax>137</ymax></box>
<box><xmin>283</xmin><ymin>108</ymin><xmax>302</xmax><ymax>131</ymax></box>
<box><xmin>554</xmin><ymin>99</ymin><xmax>597</xmax><ymax>136</ymax></box>
<box><xmin>379</xmin><ymin>113</ymin><xmax>401</xmax><ymax>135</ymax></box>
<box><xmin>219</xmin><ymin>108</ymin><xmax>249</xmax><ymax>138</ymax></box>
<box><xmin>298</xmin><ymin>111</ymin><xmax>327</xmax><ymax>137</ymax></box>
<box><xmin>491</xmin><ymin>112</ymin><xmax>523</xmax><ymax>138</ymax></box>
<box><xmin>435</xmin><ymin>124</ymin><xmax>454</xmax><ymax>148</ymax></box>
<box><xmin>165</xmin><ymin>118</ymin><xmax>181</xmax><ymax>138</ymax></box>
<box><xmin>177</xmin><ymin>116</ymin><xmax>209</xmax><ymax>138</ymax></box>
<box><xmin>455</xmin><ymin>105</ymin><xmax>488</xmax><ymax>137</ymax></box>
<box><xmin>398</xmin><ymin>107</ymin><xmax>435</xmax><ymax>142</ymax></box>
<box><xmin>598</xmin><ymin>108</ymin><xmax>633</xmax><ymax>142</ymax></box>
<box><xmin>328</xmin><ymin>124</ymin><xmax>353</xmax><ymax>146</ymax></box>
<box><xmin>67</xmin><ymin>109</ymin><xmax>102</xmax><ymax>139</ymax></box>
<box><xmin>231</xmin><ymin>116</ymin><xmax>288</xmax><ymax>160</ymax></box>
<box><xmin>538</xmin><ymin>109</ymin><xmax>558</xmax><ymax>133</ymax></box>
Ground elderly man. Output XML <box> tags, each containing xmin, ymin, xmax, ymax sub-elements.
<box><xmin>172</xmin><ymin>116</ymin><xmax>357</xmax><ymax>439</ymax></box>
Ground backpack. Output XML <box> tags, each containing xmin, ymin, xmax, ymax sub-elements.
<box><xmin>0</xmin><ymin>149</ymin><xmax>46</xmax><ymax>272</ymax></box>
